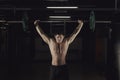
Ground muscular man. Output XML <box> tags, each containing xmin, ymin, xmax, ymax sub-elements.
<box><xmin>34</xmin><ymin>20</ymin><xmax>83</xmax><ymax>80</ymax></box>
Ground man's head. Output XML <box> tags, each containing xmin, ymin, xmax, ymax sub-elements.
<box><xmin>54</xmin><ymin>34</ymin><xmax>65</xmax><ymax>43</ymax></box>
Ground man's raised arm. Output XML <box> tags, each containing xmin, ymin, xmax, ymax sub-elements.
<box><xmin>34</xmin><ymin>20</ymin><xmax>50</xmax><ymax>44</ymax></box>
<box><xmin>67</xmin><ymin>20</ymin><xmax>83</xmax><ymax>44</ymax></box>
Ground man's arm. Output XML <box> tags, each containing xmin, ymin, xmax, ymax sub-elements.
<box><xmin>67</xmin><ymin>20</ymin><xmax>83</xmax><ymax>44</ymax></box>
<box><xmin>34</xmin><ymin>20</ymin><xmax>50</xmax><ymax>44</ymax></box>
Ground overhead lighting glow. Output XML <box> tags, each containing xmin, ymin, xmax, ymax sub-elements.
<box><xmin>49</xmin><ymin>18</ymin><xmax>70</xmax><ymax>21</ymax></box>
<box><xmin>46</xmin><ymin>6</ymin><xmax>78</xmax><ymax>9</ymax></box>
<box><xmin>49</xmin><ymin>16</ymin><xmax>71</xmax><ymax>18</ymax></box>
<box><xmin>45</xmin><ymin>0</ymin><xmax>68</xmax><ymax>1</ymax></box>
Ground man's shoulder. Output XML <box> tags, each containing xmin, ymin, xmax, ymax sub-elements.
<box><xmin>63</xmin><ymin>38</ymin><xmax>69</xmax><ymax>43</ymax></box>
<box><xmin>49</xmin><ymin>38</ymin><xmax>55</xmax><ymax>42</ymax></box>
<box><xmin>49</xmin><ymin>38</ymin><xmax>54</xmax><ymax>40</ymax></box>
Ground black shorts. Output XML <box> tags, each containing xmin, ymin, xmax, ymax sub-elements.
<box><xmin>49</xmin><ymin>64</ymin><xmax>69</xmax><ymax>80</ymax></box>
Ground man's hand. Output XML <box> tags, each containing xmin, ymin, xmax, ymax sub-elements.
<box><xmin>34</xmin><ymin>20</ymin><xmax>40</xmax><ymax>26</ymax></box>
<box><xmin>78</xmin><ymin>20</ymin><xmax>83</xmax><ymax>24</ymax></box>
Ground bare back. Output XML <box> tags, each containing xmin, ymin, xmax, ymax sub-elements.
<box><xmin>48</xmin><ymin>38</ymin><xmax>69</xmax><ymax>66</ymax></box>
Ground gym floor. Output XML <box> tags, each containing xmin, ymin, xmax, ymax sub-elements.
<box><xmin>1</xmin><ymin>61</ymin><xmax>106</xmax><ymax>80</ymax></box>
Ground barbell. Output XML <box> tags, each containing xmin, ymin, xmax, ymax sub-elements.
<box><xmin>0</xmin><ymin>20</ymin><xmax>112</xmax><ymax>32</ymax></box>
<box><xmin>0</xmin><ymin>19</ymin><xmax>111</xmax><ymax>31</ymax></box>
<box><xmin>0</xmin><ymin>20</ymin><xmax>111</xmax><ymax>23</ymax></box>
<box><xmin>0</xmin><ymin>11</ymin><xmax>112</xmax><ymax>32</ymax></box>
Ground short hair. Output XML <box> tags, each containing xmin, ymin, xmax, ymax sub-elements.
<box><xmin>49</xmin><ymin>32</ymin><xmax>65</xmax><ymax>38</ymax></box>
<box><xmin>54</xmin><ymin>32</ymin><xmax>65</xmax><ymax>35</ymax></box>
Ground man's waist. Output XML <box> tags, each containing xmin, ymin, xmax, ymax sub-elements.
<box><xmin>51</xmin><ymin>59</ymin><xmax>66</xmax><ymax>66</ymax></box>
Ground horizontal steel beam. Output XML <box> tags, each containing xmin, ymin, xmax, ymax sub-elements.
<box><xmin>0</xmin><ymin>8</ymin><xmax>119</xmax><ymax>11</ymax></box>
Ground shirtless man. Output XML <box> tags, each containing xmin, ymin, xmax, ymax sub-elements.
<box><xmin>34</xmin><ymin>20</ymin><xmax>83</xmax><ymax>80</ymax></box>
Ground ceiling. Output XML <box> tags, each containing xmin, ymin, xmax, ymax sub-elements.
<box><xmin>0</xmin><ymin>0</ymin><xmax>120</xmax><ymax>21</ymax></box>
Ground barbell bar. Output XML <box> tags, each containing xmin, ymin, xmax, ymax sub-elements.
<box><xmin>0</xmin><ymin>20</ymin><xmax>112</xmax><ymax>23</ymax></box>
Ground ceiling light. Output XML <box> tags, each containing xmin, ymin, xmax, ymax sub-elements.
<box><xmin>45</xmin><ymin>0</ymin><xmax>68</xmax><ymax>1</ymax></box>
<box><xmin>46</xmin><ymin>6</ymin><xmax>78</xmax><ymax>9</ymax></box>
<box><xmin>49</xmin><ymin>16</ymin><xmax>71</xmax><ymax>18</ymax></box>
<box><xmin>49</xmin><ymin>18</ymin><xmax>71</xmax><ymax>21</ymax></box>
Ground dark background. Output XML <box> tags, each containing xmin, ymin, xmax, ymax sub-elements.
<box><xmin>0</xmin><ymin>0</ymin><xmax>120</xmax><ymax>80</ymax></box>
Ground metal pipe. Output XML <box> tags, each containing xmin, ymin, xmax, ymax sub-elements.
<box><xmin>0</xmin><ymin>20</ymin><xmax>23</xmax><ymax>23</ymax></box>
<box><xmin>115</xmin><ymin>0</ymin><xmax>118</xmax><ymax>10</ymax></box>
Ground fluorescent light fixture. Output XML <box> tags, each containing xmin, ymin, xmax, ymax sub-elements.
<box><xmin>46</xmin><ymin>6</ymin><xmax>78</xmax><ymax>9</ymax></box>
<box><xmin>49</xmin><ymin>16</ymin><xmax>71</xmax><ymax>18</ymax></box>
<box><xmin>49</xmin><ymin>18</ymin><xmax>71</xmax><ymax>21</ymax></box>
<box><xmin>45</xmin><ymin>0</ymin><xmax>68</xmax><ymax>1</ymax></box>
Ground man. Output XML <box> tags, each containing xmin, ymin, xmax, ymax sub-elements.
<box><xmin>34</xmin><ymin>20</ymin><xmax>83</xmax><ymax>80</ymax></box>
